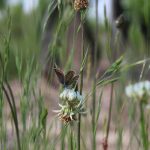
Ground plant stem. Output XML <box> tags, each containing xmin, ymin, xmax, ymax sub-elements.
<box><xmin>77</xmin><ymin>112</ymin><xmax>81</xmax><ymax>150</ymax></box>
<box><xmin>92</xmin><ymin>0</ymin><xmax>98</xmax><ymax>149</ymax></box>
<box><xmin>103</xmin><ymin>83</ymin><xmax>114</xmax><ymax>150</ymax></box>
<box><xmin>61</xmin><ymin>124</ymin><xmax>65</xmax><ymax>150</ymax></box>
<box><xmin>70</xmin><ymin>127</ymin><xmax>73</xmax><ymax>150</ymax></box>
<box><xmin>2</xmin><ymin>84</ymin><xmax>21</xmax><ymax>150</ymax></box>
<box><xmin>139</xmin><ymin>101</ymin><xmax>149</xmax><ymax>150</ymax></box>
<box><xmin>0</xmin><ymin>53</ymin><xmax>21</xmax><ymax>150</ymax></box>
<box><xmin>77</xmin><ymin>11</ymin><xmax>85</xmax><ymax>150</ymax></box>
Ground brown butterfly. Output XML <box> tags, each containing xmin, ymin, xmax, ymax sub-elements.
<box><xmin>54</xmin><ymin>65</ymin><xmax>79</xmax><ymax>88</ymax></box>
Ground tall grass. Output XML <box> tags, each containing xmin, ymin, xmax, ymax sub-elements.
<box><xmin>0</xmin><ymin>0</ymin><xmax>150</xmax><ymax>150</ymax></box>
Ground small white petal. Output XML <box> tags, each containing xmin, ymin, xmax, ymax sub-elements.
<box><xmin>58</xmin><ymin>103</ymin><xmax>66</xmax><ymax>109</ymax></box>
<box><xmin>125</xmin><ymin>85</ymin><xmax>134</xmax><ymax>98</ymax></box>
<box><xmin>70</xmin><ymin>115</ymin><xmax>73</xmax><ymax>120</ymax></box>
<box><xmin>53</xmin><ymin>110</ymin><xmax>61</xmax><ymax>113</ymax></box>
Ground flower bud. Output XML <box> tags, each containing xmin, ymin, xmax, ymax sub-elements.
<box><xmin>74</xmin><ymin>0</ymin><xmax>88</xmax><ymax>11</ymax></box>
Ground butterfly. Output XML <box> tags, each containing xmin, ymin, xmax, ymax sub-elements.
<box><xmin>54</xmin><ymin>64</ymin><xmax>79</xmax><ymax>88</ymax></box>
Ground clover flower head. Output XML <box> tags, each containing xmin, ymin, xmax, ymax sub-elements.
<box><xmin>55</xmin><ymin>89</ymin><xmax>85</xmax><ymax>124</ymax></box>
<box><xmin>59</xmin><ymin>88</ymin><xmax>70</xmax><ymax>100</ymax></box>
<box><xmin>125</xmin><ymin>81</ymin><xmax>150</xmax><ymax>100</ymax></box>
<box><xmin>68</xmin><ymin>89</ymin><xmax>77</xmax><ymax>101</ymax></box>
<box><xmin>54</xmin><ymin>104</ymin><xmax>76</xmax><ymax>123</ymax></box>
<box><xmin>60</xmin><ymin>88</ymin><xmax>84</xmax><ymax>103</ymax></box>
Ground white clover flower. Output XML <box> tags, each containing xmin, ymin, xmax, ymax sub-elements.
<box><xmin>57</xmin><ymin>88</ymin><xmax>85</xmax><ymax>123</ymax></box>
<box><xmin>125</xmin><ymin>85</ymin><xmax>135</xmax><ymax>98</ymax></box>
<box><xmin>60</xmin><ymin>88</ymin><xmax>84</xmax><ymax>102</ymax></box>
<box><xmin>59</xmin><ymin>88</ymin><xmax>70</xmax><ymax>100</ymax></box>
<box><xmin>125</xmin><ymin>81</ymin><xmax>150</xmax><ymax>99</ymax></box>
<box><xmin>68</xmin><ymin>90</ymin><xmax>77</xmax><ymax>101</ymax></box>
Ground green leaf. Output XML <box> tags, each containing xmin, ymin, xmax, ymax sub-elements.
<box><xmin>105</xmin><ymin>56</ymin><xmax>123</xmax><ymax>75</ymax></box>
<box><xmin>94</xmin><ymin>90</ymin><xmax>103</xmax><ymax>135</ymax></box>
<box><xmin>80</xmin><ymin>47</ymin><xmax>89</xmax><ymax>73</ymax></box>
<box><xmin>43</xmin><ymin>0</ymin><xmax>58</xmax><ymax>32</ymax></box>
<box><xmin>40</xmin><ymin>108</ymin><xmax>48</xmax><ymax>128</ymax></box>
<box><xmin>97</xmin><ymin>77</ymin><xmax>119</xmax><ymax>86</ymax></box>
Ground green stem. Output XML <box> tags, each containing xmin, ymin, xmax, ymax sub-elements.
<box><xmin>61</xmin><ymin>124</ymin><xmax>65</xmax><ymax>150</ymax></box>
<box><xmin>77</xmin><ymin>11</ymin><xmax>85</xmax><ymax>150</ymax></box>
<box><xmin>70</xmin><ymin>127</ymin><xmax>73</xmax><ymax>150</ymax></box>
<box><xmin>2</xmin><ymin>84</ymin><xmax>21</xmax><ymax>150</ymax></box>
<box><xmin>92</xmin><ymin>0</ymin><xmax>98</xmax><ymax>149</ymax></box>
<box><xmin>0</xmin><ymin>53</ymin><xmax>21</xmax><ymax>150</ymax></box>
<box><xmin>104</xmin><ymin>83</ymin><xmax>114</xmax><ymax>150</ymax></box>
<box><xmin>139</xmin><ymin>102</ymin><xmax>149</xmax><ymax>150</ymax></box>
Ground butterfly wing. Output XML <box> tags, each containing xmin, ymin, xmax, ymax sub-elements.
<box><xmin>71</xmin><ymin>75</ymin><xmax>79</xmax><ymax>83</ymax></box>
<box><xmin>67</xmin><ymin>74</ymin><xmax>79</xmax><ymax>86</ymax></box>
<box><xmin>54</xmin><ymin>68</ymin><xmax>65</xmax><ymax>84</ymax></box>
<box><xmin>65</xmin><ymin>71</ymin><xmax>75</xmax><ymax>85</ymax></box>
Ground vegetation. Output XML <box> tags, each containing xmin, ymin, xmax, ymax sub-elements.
<box><xmin>0</xmin><ymin>0</ymin><xmax>150</xmax><ymax>150</ymax></box>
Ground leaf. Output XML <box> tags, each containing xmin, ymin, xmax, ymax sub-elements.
<box><xmin>43</xmin><ymin>0</ymin><xmax>58</xmax><ymax>32</ymax></box>
<box><xmin>105</xmin><ymin>55</ymin><xmax>123</xmax><ymax>76</ymax></box>
<box><xmin>80</xmin><ymin>47</ymin><xmax>89</xmax><ymax>73</ymax></box>
<box><xmin>97</xmin><ymin>77</ymin><xmax>119</xmax><ymax>86</ymax></box>
<box><xmin>40</xmin><ymin>108</ymin><xmax>48</xmax><ymax>128</ymax></box>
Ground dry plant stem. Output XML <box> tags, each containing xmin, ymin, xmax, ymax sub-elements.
<box><xmin>92</xmin><ymin>0</ymin><xmax>98</xmax><ymax>149</ymax></box>
<box><xmin>77</xmin><ymin>12</ymin><xmax>84</xmax><ymax>150</ymax></box>
<box><xmin>103</xmin><ymin>83</ymin><xmax>114</xmax><ymax>150</ymax></box>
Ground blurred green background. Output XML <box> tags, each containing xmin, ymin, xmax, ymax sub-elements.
<box><xmin>0</xmin><ymin>0</ymin><xmax>149</xmax><ymax>78</ymax></box>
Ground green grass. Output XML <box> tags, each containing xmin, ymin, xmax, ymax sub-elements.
<box><xmin>0</xmin><ymin>0</ymin><xmax>150</xmax><ymax>150</ymax></box>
